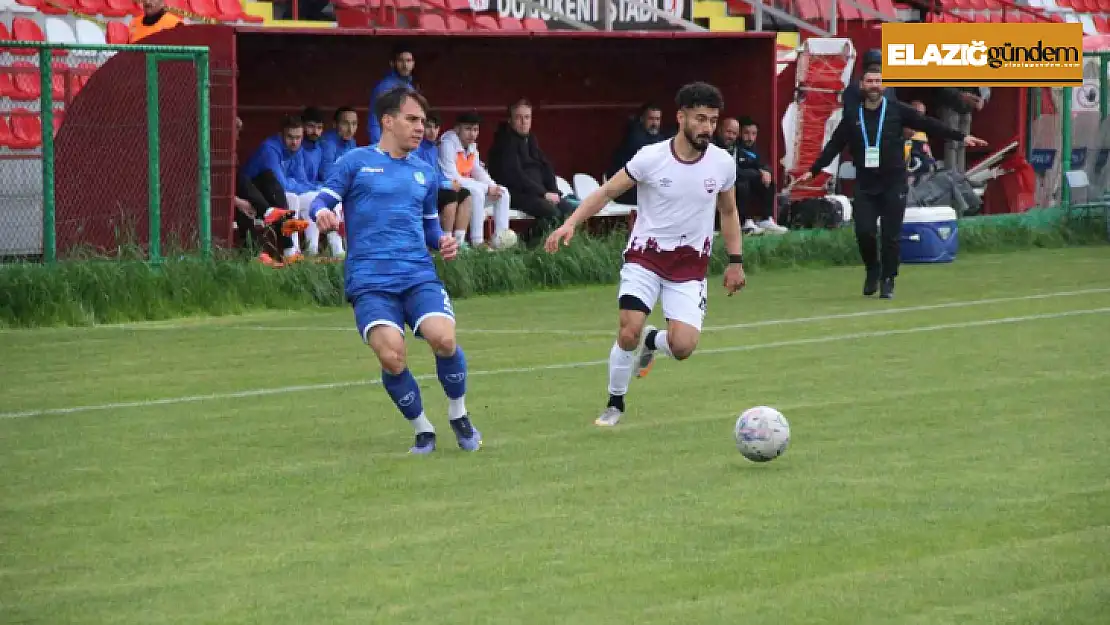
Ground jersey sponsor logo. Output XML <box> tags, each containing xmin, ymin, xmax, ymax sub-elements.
<box><xmin>659</xmin><ymin>177</ymin><xmax>673</xmax><ymax>188</ymax></box>
<box><xmin>703</xmin><ymin>178</ymin><xmax>718</xmax><ymax>194</ymax></box>
<box><xmin>414</xmin><ymin>171</ymin><xmax>426</xmax><ymax>185</ymax></box>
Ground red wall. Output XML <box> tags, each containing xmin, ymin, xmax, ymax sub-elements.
<box><xmin>235</xmin><ymin>29</ymin><xmax>780</xmax><ymax>189</ymax></box>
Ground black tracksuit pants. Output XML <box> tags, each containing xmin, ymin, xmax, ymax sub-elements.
<box><xmin>852</xmin><ymin>180</ymin><xmax>908</xmax><ymax>280</ymax></box>
<box><xmin>236</xmin><ymin>170</ymin><xmax>293</xmax><ymax>255</ymax></box>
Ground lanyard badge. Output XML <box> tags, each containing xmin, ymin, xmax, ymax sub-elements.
<box><xmin>859</xmin><ymin>97</ymin><xmax>887</xmax><ymax>169</ymax></box>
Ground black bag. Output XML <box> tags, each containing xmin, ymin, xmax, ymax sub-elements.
<box><xmin>778</xmin><ymin>196</ymin><xmax>844</xmax><ymax>230</ymax></box>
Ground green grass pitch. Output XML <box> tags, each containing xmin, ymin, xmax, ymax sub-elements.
<box><xmin>2</xmin><ymin>247</ymin><xmax>1109</xmax><ymax>624</ymax></box>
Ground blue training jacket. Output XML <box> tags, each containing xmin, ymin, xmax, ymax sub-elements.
<box><xmin>367</xmin><ymin>71</ymin><xmax>415</xmax><ymax>145</ymax></box>
<box><xmin>242</xmin><ymin>134</ymin><xmax>315</xmax><ymax>194</ymax></box>
<box><xmin>317</xmin><ymin>129</ymin><xmax>358</xmax><ymax>182</ymax></box>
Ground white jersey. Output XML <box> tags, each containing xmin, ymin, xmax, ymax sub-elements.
<box><xmin>622</xmin><ymin>139</ymin><xmax>736</xmax><ymax>282</ymax></box>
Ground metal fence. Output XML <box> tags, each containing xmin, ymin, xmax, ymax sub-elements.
<box><xmin>0</xmin><ymin>41</ymin><xmax>211</xmax><ymax>263</ymax></box>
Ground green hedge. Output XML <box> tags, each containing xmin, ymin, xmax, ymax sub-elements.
<box><xmin>1</xmin><ymin>208</ymin><xmax>1105</xmax><ymax>328</ymax></box>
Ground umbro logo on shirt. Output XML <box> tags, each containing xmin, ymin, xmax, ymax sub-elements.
<box><xmin>360</xmin><ymin>167</ymin><xmax>385</xmax><ymax>173</ymax></box>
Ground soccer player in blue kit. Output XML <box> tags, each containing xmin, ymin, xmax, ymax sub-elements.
<box><xmin>308</xmin><ymin>86</ymin><xmax>482</xmax><ymax>454</ymax></box>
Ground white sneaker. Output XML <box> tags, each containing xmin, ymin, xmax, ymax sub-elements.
<box><xmin>742</xmin><ymin>219</ymin><xmax>764</xmax><ymax>235</ymax></box>
<box><xmin>595</xmin><ymin>406</ymin><xmax>622</xmax><ymax>427</ymax></box>
<box><xmin>757</xmin><ymin>218</ymin><xmax>789</xmax><ymax>234</ymax></box>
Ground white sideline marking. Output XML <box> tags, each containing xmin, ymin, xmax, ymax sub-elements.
<box><xmin>33</xmin><ymin>286</ymin><xmax>1107</xmax><ymax>336</ymax></box>
<box><xmin>3</xmin><ymin>306</ymin><xmax>1108</xmax><ymax>420</ymax></box>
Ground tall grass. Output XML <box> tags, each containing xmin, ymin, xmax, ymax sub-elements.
<box><xmin>1</xmin><ymin>208</ymin><xmax>1104</xmax><ymax>328</ymax></box>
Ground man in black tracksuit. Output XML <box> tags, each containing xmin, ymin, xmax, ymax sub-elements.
<box><xmin>798</xmin><ymin>65</ymin><xmax>987</xmax><ymax>299</ymax></box>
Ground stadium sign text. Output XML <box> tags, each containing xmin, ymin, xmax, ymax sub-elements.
<box><xmin>471</xmin><ymin>0</ymin><xmax>690</xmax><ymax>31</ymax></box>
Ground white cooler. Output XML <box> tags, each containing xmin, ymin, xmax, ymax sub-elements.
<box><xmin>900</xmin><ymin>206</ymin><xmax>959</xmax><ymax>264</ymax></box>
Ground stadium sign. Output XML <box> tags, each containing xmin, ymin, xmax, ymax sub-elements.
<box><xmin>470</xmin><ymin>0</ymin><xmax>691</xmax><ymax>31</ymax></box>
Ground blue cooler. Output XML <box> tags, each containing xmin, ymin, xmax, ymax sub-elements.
<box><xmin>900</xmin><ymin>206</ymin><xmax>959</xmax><ymax>264</ymax></box>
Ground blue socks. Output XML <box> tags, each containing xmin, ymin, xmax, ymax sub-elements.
<box><xmin>381</xmin><ymin>368</ymin><xmax>424</xmax><ymax>421</ymax></box>
<box><xmin>435</xmin><ymin>346</ymin><xmax>468</xmax><ymax>400</ymax></box>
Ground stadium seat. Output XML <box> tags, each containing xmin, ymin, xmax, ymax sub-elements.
<box><xmin>474</xmin><ymin>15</ymin><xmax>499</xmax><ymax>29</ymax></box>
<box><xmin>1</xmin><ymin>0</ymin><xmax>38</xmax><ymax>13</ymax></box>
<box><xmin>499</xmin><ymin>16</ymin><xmax>523</xmax><ymax>29</ymax></box>
<box><xmin>417</xmin><ymin>13</ymin><xmax>447</xmax><ymax>29</ymax></box>
<box><xmin>74</xmin><ymin>19</ymin><xmax>107</xmax><ymax>49</ymax></box>
<box><xmin>445</xmin><ymin>13</ymin><xmax>468</xmax><ymax>29</ymax></box>
<box><xmin>11</xmin><ymin>17</ymin><xmax>46</xmax><ymax>56</ymax></box>
<box><xmin>0</xmin><ymin>116</ymin><xmax>12</xmax><ymax>148</ymax></box>
<box><xmin>104</xmin><ymin>0</ymin><xmax>139</xmax><ymax>16</ymax></box>
<box><xmin>15</xmin><ymin>0</ymin><xmax>69</xmax><ymax>15</ymax></box>
<box><xmin>44</xmin><ymin>16</ymin><xmax>78</xmax><ymax>48</ymax></box>
<box><xmin>9</xmin><ymin>108</ymin><xmax>42</xmax><ymax>149</ymax></box>
<box><xmin>216</xmin><ymin>0</ymin><xmax>265</xmax><ymax>22</ymax></box>
<box><xmin>0</xmin><ymin>70</ymin><xmax>13</xmax><ymax>98</ymax></box>
<box><xmin>521</xmin><ymin>17</ymin><xmax>546</xmax><ymax>30</ymax></box>
<box><xmin>106</xmin><ymin>21</ymin><xmax>129</xmax><ymax>44</ymax></box>
<box><xmin>9</xmin><ymin>61</ymin><xmax>40</xmax><ymax>100</ymax></box>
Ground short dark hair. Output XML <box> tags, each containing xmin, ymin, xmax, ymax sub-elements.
<box><xmin>301</xmin><ymin>107</ymin><xmax>325</xmax><ymax>124</ymax></box>
<box><xmin>675</xmin><ymin>82</ymin><xmax>724</xmax><ymax>112</ymax></box>
<box><xmin>639</xmin><ymin>102</ymin><xmax>662</xmax><ymax>116</ymax></box>
<box><xmin>391</xmin><ymin>44</ymin><xmax>413</xmax><ymax>60</ymax></box>
<box><xmin>508</xmin><ymin>98</ymin><xmax>532</xmax><ymax>116</ymax></box>
<box><xmin>426</xmin><ymin>109</ymin><xmax>442</xmax><ymax>126</ymax></box>
<box><xmin>456</xmin><ymin>111</ymin><xmax>482</xmax><ymax>126</ymax></box>
<box><xmin>738</xmin><ymin>116</ymin><xmax>757</xmax><ymax>129</ymax></box>
<box><xmin>374</xmin><ymin>86</ymin><xmax>428</xmax><ymax>124</ymax></box>
<box><xmin>333</xmin><ymin>106</ymin><xmax>356</xmax><ymax>122</ymax></box>
<box><xmin>280</xmin><ymin>115</ymin><xmax>303</xmax><ymax>132</ymax></box>
<box><xmin>862</xmin><ymin>64</ymin><xmax>883</xmax><ymax>77</ymax></box>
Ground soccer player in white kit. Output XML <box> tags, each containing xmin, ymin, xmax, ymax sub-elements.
<box><xmin>545</xmin><ymin>82</ymin><xmax>747</xmax><ymax>426</ymax></box>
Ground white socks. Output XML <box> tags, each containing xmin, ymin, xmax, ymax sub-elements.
<box><xmin>649</xmin><ymin>329</ymin><xmax>675</xmax><ymax>358</ymax></box>
<box><xmin>453</xmin><ymin>230</ymin><xmax>466</xmax><ymax>243</ymax></box>
<box><xmin>326</xmin><ymin>231</ymin><xmax>345</xmax><ymax>256</ymax></box>
<box><xmin>608</xmin><ymin>341</ymin><xmax>636</xmax><ymax>396</ymax></box>
<box><xmin>411</xmin><ymin>413</ymin><xmax>435</xmax><ymax>434</ymax></box>
<box><xmin>448</xmin><ymin>397</ymin><xmax>467</xmax><ymax>421</ymax></box>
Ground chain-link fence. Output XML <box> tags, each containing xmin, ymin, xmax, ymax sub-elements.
<box><xmin>1027</xmin><ymin>51</ymin><xmax>1110</xmax><ymax>211</ymax></box>
<box><xmin>1</xmin><ymin>41</ymin><xmax>210</xmax><ymax>262</ymax></box>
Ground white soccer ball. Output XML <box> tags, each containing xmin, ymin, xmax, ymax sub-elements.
<box><xmin>734</xmin><ymin>406</ymin><xmax>791</xmax><ymax>462</ymax></box>
<box><xmin>492</xmin><ymin>228</ymin><xmax>519</xmax><ymax>250</ymax></box>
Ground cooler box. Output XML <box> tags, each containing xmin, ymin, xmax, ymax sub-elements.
<box><xmin>900</xmin><ymin>206</ymin><xmax>958</xmax><ymax>264</ymax></box>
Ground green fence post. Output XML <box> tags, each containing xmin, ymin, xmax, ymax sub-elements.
<box><xmin>39</xmin><ymin>47</ymin><xmax>56</xmax><ymax>264</ymax></box>
<box><xmin>195</xmin><ymin>50</ymin><xmax>212</xmax><ymax>258</ymax></box>
<box><xmin>1101</xmin><ymin>53</ymin><xmax>1109</xmax><ymax>122</ymax></box>
<box><xmin>146</xmin><ymin>54</ymin><xmax>161</xmax><ymax>264</ymax></box>
<box><xmin>1061</xmin><ymin>86</ymin><xmax>1073</xmax><ymax>209</ymax></box>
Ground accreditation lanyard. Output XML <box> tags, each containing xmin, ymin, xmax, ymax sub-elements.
<box><xmin>859</xmin><ymin>97</ymin><xmax>887</xmax><ymax>169</ymax></box>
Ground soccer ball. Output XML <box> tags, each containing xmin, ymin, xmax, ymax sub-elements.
<box><xmin>734</xmin><ymin>406</ymin><xmax>791</xmax><ymax>462</ymax></box>
<box><xmin>492</xmin><ymin>228</ymin><xmax>519</xmax><ymax>250</ymax></box>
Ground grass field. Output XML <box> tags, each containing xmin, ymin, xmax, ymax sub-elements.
<box><xmin>2</xmin><ymin>247</ymin><xmax>1109</xmax><ymax>625</ymax></box>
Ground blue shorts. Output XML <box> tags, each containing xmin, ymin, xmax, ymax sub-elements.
<box><xmin>352</xmin><ymin>281</ymin><xmax>455</xmax><ymax>343</ymax></box>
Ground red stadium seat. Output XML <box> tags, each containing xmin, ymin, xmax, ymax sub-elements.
<box><xmin>872</xmin><ymin>0</ymin><xmax>898</xmax><ymax>17</ymax></box>
<box><xmin>52</xmin><ymin>108</ymin><xmax>65</xmax><ymax>135</ymax></box>
<box><xmin>106</xmin><ymin>21</ymin><xmax>130</xmax><ymax>44</ymax></box>
<box><xmin>418</xmin><ymin>13</ymin><xmax>447</xmax><ymax>29</ymax></box>
<box><xmin>499</xmin><ymin>16</ymin><xmax>523</xmax><ymax>29</ymax></box>
<box><xmin>74</xmin><ymin>0</ymin><xmax>108</xmax><ymax>15</ymax></box>
<box><xmin>0</xmin><ymin>116</ymin><xmax>13</xmax><ymax>148</ymax></box>
<box><xmin>9</xmin><ymin>108</ymin><xmax>42</xmax><ymax>150</ymax></box>
<box><xmin>16</xmin><ymin>0</ymin><xmax>69</xmax><ymax>15</ymax></box>
<box><xmin>474</xmin><ymin>15</ymin><xmax>499</xmax><ymax>29</ymax></box>
<box><xmin>217</xmin><ymin>0</ymin><xmax>265</xmax><ymax>22</ymax></box>
<box><xmin>105</xmin><ymin>0</ymin><xmax>140</xmax><ymax>16</ymax></box>
<box><xmin>445</xmin><ymin>13</ymin><xmax>468</xmax><ymax>29</ymax></box>
<box><xmin>11</xmin><ymin>18</ymin><xmax>45</xmax><ymax>56</ymax></box>
<box><xmin>1096</xmin><ymin>15</ymin><xmax>1110</xmax><ymax>32</ymax></box>
<box><xmin>188</xmin><ymin>0</ymin><xmax>220</xmax><ymax>18</ymax></box>
<box><xmin>10</xmin><ymin>61</ymin><xmax>40</xmax><ymax>100</ymax></box>
<box><xmin>0</xmin><ymin>68</ymin><xmax>13</xmax><ymax>98</ymax></box>
<box><xmin>521</xmin><ymin>17</ymin><xmax>546</xmax><ymax>30</ymax></box>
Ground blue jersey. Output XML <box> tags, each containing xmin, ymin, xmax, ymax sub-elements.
<box><xmin>310</xmin><ymin>146</ymin><xmax>444</xmax><ymax>297</ymax></box>
<box><xmin>242</xmin><ymin>134</ymin><xmax>315</xmax><ymax>194</ymax></box>
<box><xmin>300</xmin><ymin>138</ymin><xmax>324</xmax><ymax>184</ymax></box>
<box><xmin>318</xmin><ymin>129</ymin><xmax>357</xmax><ymax>182</ymax></box>
<box><xmin>414</xmin><ymin>138</ymin><xmax>455</xmax><ymax>190</ymax></box>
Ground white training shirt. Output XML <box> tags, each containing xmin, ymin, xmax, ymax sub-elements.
<box><xmin>623</xmin><ymin>139</ymin><xmax>736</xmax><ymax>282</ymax></box>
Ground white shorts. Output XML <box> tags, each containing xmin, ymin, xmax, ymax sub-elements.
<box><xmin>617</xmin><ymin>262</ymin><xmax>707</xmax><ymax>331</ymax></box>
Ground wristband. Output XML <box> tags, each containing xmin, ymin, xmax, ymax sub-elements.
<box><xmin>729</xmin><ymin>254</ymin><xmax>744</xmax><ymax>265</ymax></box>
